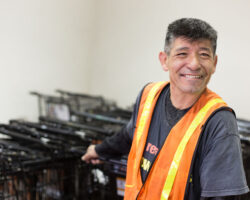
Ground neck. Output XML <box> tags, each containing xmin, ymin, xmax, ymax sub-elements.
<box><xmin>170</xmin><ymin>87</ymin><xmax>205</xmax><ymax>110</ymax></box>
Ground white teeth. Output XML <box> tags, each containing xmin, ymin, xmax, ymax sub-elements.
<box><xmin>184</xmin><ymin>75</ymin><xmax>201</xmax><ymax>79</ymax></box>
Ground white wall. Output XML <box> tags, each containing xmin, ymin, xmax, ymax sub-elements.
<box><xmin>1</xmin><ymin>0</ymin><xmax>250</xmax><ymax>122</ymax></box>
<box><xmin>0</xmin><ymin>0</ymin><xmax>96</xmax><ymax>122</ymax></box>
<box><xmin>88</xmin><ymin>0</ymin><xmax>250</xmax><ymax>120</ymax></box>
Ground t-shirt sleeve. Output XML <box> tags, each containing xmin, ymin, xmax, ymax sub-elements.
<box><xmin>200</xmin><ymin>110</ymin><xmax>249</xmax><ymax>197</ymax></box>
<box><xmin>95</xmin><ymin>88</ymin><xmax>143</xmax><ymax>158</ymax></box>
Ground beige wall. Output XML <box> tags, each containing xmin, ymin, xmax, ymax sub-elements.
<box><xmin>0</xmin><ymin>0</ymin><xmax>96</xmax><ymax>122</ymax></box>
<box><xmin>1</xmin><ymin>0</ymin><xmax>250</xmax><ymax>122</ymax></box>
<box><xmin>88</xmin><ymin>0</ymin><xmax>250</xmax><ymax>120</ymax></box>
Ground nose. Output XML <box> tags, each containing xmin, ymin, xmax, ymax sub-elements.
<box><xmin>187</xmin><ymin>54</ymin><xmax>201</xmax><ymax>71</ymax></box>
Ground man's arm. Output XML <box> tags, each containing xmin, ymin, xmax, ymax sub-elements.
<box><xmin>81</xmin><ymin>88</ymin><xmax>143</xmax><ymax>164</ymax></box>
<box><xmin>81</xmin><ymin>115</ymin><xmax>135</xmax><ymax>163</ymax></box>
<box><xmin>199</xmin><ymin>110</ymin><xmax>249</xmax><ymax>197</ymax></box>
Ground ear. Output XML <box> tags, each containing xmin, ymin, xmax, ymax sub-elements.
<box><xmin>212</xmin><ymin>55</ymin><xmax>218</xmax><ymax>74</ymax></box>
<box><xmin>159</xmin><ymin>51</ymin><xmax>169</xmax><ymax>71</ymax></box>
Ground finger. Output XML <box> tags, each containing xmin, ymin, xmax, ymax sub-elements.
<box><xmin>81</xmin><ymin>154</ymin><xmax>90</xmax><ymax>162</ymax></box>
<box><xmin>81</xmin><ymin>154</ymin><xmax>86</xmax><ymax>161</ymax></box>
<box><xmin>91</xmin><ymin>159</ymin><xmax>98</xmax><ymax>165</ymax></box>
<box><xmin>91</xmin><ymin>159</ymin><xmax>101</xmax><ymax>165</ymax></box>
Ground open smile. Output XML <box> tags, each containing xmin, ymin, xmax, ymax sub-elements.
<box><xmin>181</xmin><ymin>74</ymin><xmax>203</xmax><ymax>79</ymax></box>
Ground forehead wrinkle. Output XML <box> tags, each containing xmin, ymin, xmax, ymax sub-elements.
<box><xmin>175</xmin><ymin>47</ymin><xmax>189</xmax><ymax>52</ymax></box>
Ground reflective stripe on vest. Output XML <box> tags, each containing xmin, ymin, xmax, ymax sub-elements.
<box><xmin>161</xmin><ymin>98</ymin><xmax>225</xmax><ymax>200</ymax></box>
<box><xmin>136</xmin><ymin>81</ymin><xmax>166</xmax><ymax>146</ymax></box>
<box><xmin>125</xmin><ymin>81</ymin><xmax>167</xmax><ymax>188</ymax></box>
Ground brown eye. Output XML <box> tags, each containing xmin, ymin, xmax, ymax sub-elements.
<box><xmin>176</xmin><ymin>53</ymin><xmax>187</xmax><ymax>57</ymax></box>
<box><xmin>200</xmin><ymin>53</ymin><xmax>210</xmax><ymax>58</ymax></box>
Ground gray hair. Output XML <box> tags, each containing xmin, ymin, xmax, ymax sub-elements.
<box><xmin>164</xmin><ymin>18</ymin><xmax>217</xmax><ymax>55</ymax></box>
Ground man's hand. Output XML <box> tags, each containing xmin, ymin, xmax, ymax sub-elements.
<box><xmin>81</xmin><ymin>145</ymin><xmax>101</xmax><ymax>164</ymax></box>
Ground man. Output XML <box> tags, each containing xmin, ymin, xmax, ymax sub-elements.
<box><xmin>82</xmin><ymin>18</ymin><xmax>249</xmax><ymax>199</ymax></box>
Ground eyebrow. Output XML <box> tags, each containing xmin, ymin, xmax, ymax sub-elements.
<box><xmin>175</xmin><ymin>47</ymin><xmax>189</xmax><ymax>52</ymax></box>
<box><xmin>175</xmin><ymin>47</ymin><xmax>212</xmax><ymax>52</ymax></box>
<box><xmin>199</xmin><ymin>47</ymin><xmax>212</xmax><ymax>52</ymax></box>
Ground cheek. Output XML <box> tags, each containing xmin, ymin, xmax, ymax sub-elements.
<box><xmin>207</xmin><ymin>65</ymin><xmax>216</xmax><ymax>75</ymax></box>
<box><xmin>201</xmin><ymin>60</ymin><xmax>215</xmax><ymax>74</ymax></box>
<box><xmin>170</xmin><ymin>60</ymin><xmax>185</xmax><ymax>72</ymax></box>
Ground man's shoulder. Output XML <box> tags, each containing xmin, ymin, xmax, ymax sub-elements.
<box><xmin>202</xmin><ymin>108</ymin><xmax>239</xmax><ymax>144</ymax></box>
<box><xmin>207</xmin><ymin>108</ymin><xmax>237</xmax><ymax>130</ymax></box>
<box><xmin>135</xmin><ymin>82</ymin><xmax>170</xmax><ymax>105</ymax></box>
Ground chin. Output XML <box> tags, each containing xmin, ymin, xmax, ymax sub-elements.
<box><xmin>181</xmin><ymin>86</ymin><xmax>205</xmax><ymax>95</ymax></box>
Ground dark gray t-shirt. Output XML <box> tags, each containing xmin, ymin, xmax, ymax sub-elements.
<box><xmin>96</xmin><ymin>84</ymin><xmax>249</xmax><ymax>198</ymax></box>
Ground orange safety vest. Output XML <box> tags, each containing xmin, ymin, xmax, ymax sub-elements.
<box><xmin>124</xmin><ymin>81</ymin><xmax>229</xmax><ymax>200</ymax></box>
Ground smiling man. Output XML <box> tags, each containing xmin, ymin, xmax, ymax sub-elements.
<box><xmin>82</xmin><ymin>18</ymin><xmax>249</xmax><ymax>199</ymax></box>
<box><xmin>159</xmin><ymin>37</ymin><xmax>217</xmax><ymax>109</ymax></box>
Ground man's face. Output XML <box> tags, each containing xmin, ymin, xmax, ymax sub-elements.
<box><xmin>159</xmin><ymin>37</ymin><xmax>217</xmax><ymax>96</ymax></box>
